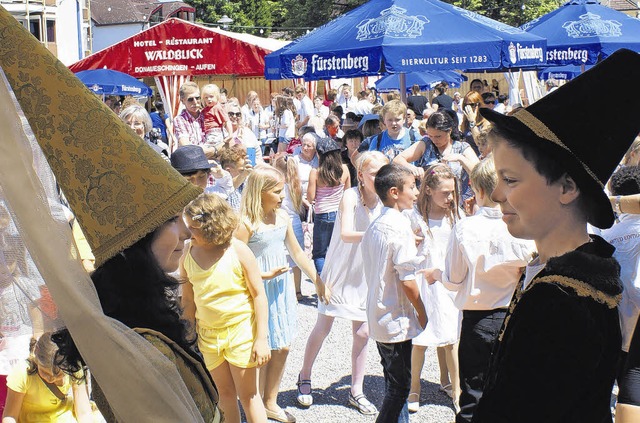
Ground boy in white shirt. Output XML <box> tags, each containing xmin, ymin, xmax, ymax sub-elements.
<box><xmin>424</xmin><ymin>157</ymin><xmax>534</xmax><ymax>423</ymax></box>
<box><xmin>361</xmin><ymin>163</ymin><xmax>427</xmax><ymax>423</ymax></box>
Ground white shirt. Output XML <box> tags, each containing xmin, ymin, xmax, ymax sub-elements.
<box><xmin>298</xmin><ymin>96</ymin><xmax>314</xmax><ymax>123</ymax></box>
<box><xmin>293</xmin><ymin>153</ymin><xmax>318</xmax><ymax>196</ymax></box>
<box><xmin>277</xmin><ymin>109</ymin><xmax>295</xmax><ymax>139</ymax></box>
<box><xmin>362</xmin><ymin>207</ymin><xmax>424</xmax><ymax>343</ymax></box>
<box><xmin>247</xmin><ymin>108</ymin><xmax>270</xmax><ymax>140</ymax></box>
<box><xmin>601</xmin><ymin>213</ymin><xmax>640</xmax><ymax>351</ymax></box>
<box><xmin>355</xmin><ymin>99</ymin><xmax>373</xmax><ymax>115</ymax></box>
<box><xmin>440</xmin><ymin>207</ymin><xmax>535</xmax><ymax>310</ymax></box>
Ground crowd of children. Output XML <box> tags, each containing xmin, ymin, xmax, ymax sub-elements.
<box><xmin>5</xmin><ymin>50</ymin><xmax>640</xmax><ymax>423</ymax></box>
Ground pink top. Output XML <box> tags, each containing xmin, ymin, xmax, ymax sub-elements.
<box><xmin>314</xmin><ymin>184</ymin><xmax>344</xmax><ymax>214</ymax></box>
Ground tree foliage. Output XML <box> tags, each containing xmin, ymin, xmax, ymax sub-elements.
<box><xmin>447</xmin><ymin>0</ymin><xmax>563</xmax><ymax>27</ymax></box>
<box><xmin>184</xmin><ymin>0</ymin><xmax>563</xmax><ymax>38</ymax></box>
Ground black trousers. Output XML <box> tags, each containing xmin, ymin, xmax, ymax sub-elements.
<box><xmin>376</xmin><ymin>339</ymin><xmax>412</xmax><ymax>423</ymax></box>
<box><xmin>456</xmin><ymin>309</ymin><xmax>507</xmax><ymax>423</ymax></box>
<box><xmin>619</xmin><ymin>320</ymin><xmax>640</xmax><ymax>405</ymax></box>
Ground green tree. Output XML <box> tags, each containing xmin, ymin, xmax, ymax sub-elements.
<box><xmin>184</xmin><ymin>0</ymin><xmax>277</xmax><ymax>36</ymax></box>
<box><xmin>448</xmin><ymin>0</ymin><xmax>562</xmax><ymax>27</ymax></box>
<box><xmin>279</xmin><ymin>0</ymin><xmax>369</xmax><ymax>38</ymax></box>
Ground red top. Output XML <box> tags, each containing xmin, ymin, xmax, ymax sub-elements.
<box><xmin>202</xmin><ymin>103</ymin><xmax>228</xmax><ymax>133</ymax></box>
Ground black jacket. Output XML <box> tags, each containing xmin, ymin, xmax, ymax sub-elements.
<box><xmin>473</xmin><ymin>236</ymin><xmax>622</xmax><ymax>423</ymax></box>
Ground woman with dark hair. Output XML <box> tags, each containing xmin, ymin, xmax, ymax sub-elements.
<box><xmin>407</xmin><ymin>84</ymin><xmax>429</xmax><ymax>119</ymax></box>
<box><xmin>431</xmin><ymin>82</ymin><xmax>453</xmax><ymax>112</ymax></box>
<box><xmin>54</xmin><ymin>214</ymin><xmax>222</xmax><ymax>422</ymax></box>
<box><xmin>307</xmin><ymin>138</ymin><xmax>351</xmax><ymax>274</ymax></box>
<box><xmin>394</xmin><ymin>111</ymin><xmax>479</xmax><ymax>201</ymax></box>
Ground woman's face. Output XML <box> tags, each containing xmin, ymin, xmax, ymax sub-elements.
<box><xmin>314</xmin><ymin>98</ymin><xmax>323</xmax><ymax>109</ymax></box>
<box><xmin>125</xmin><ymin>115</ymin><xmax>146</xmax><ymax>138</ymax></box>
<box><xmin>261</xmin><ymin>180</ymin><xmax>285</xmax><ymax>213</ymax></box>
<box><xmin>359</xmin><ymin>161</ymin><xmax>384</xmax><ymax>196</ymax></box>
<box><xmin>300</xmin><ymin>137</ymin><xmax>317</xmax><ymax>160</ymax></box>
<box><xmin>427</xmin><ymin>177</ymin><xmax>456</xmax><ymax>211</ymax></box>
<box><xmin>151</xmin><ymin>214</ymin><xmax>191</xmax><ymax>273</ymax></box>
<box><xmin>251</xmin><ymin>99</ymin><xmax>261</xmax><ymax>111</ymax></box>
<box><xmin>427</xmin><ymin>127</ymin><xmax>452</xmax><ymax>149</ymax></box>
<box><xmin>228</xmin><ymin>107</ymin><xmax>242</xmax><ymax>129</ymax></box>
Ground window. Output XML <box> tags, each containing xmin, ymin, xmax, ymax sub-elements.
<box><xmin>29</xmin><ymin>18</ymin><xmax>41</xmax><ymax>41</ymax></box>
<box><xmin>46</xmin><ymin>19</ymin><xmax>55</xmax><ymax>42</ymax></box>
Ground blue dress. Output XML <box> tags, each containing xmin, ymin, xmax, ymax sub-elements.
<box><xmin>248</xmin><ymin>224</ymin><xmax>297</xmax><ymax>350</ymax></box>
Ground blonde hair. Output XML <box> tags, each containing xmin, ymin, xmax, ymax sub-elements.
<box><xmin>470</xmin><ymin>157</ymin><xmax>498</xmax><ymax>206</ymax></box>
<box><xmin>475</xmin><ymin>125</ymin><xmax>492</xmax><ymax>154</ymax></box>
<box><xmin>274</xmin><ymin>155</ymin><xmax>303</xmax><ymax>214</ymax></box>
<box><xmin>27</xmin><ymin>332</ymin><xmax>60</xmax><ymax>376</ymax></box>
<box><xmin>184</xmin><ymin>194</ymin><xmax>238</xmax><ymax>246</ymax></box>
<box><xmin>417</xmin><ymin>163</ymin><xmax>461</xmax><ymax>237</ymax></box>
<box><xmin>240</xmin><ymin>165</ymin><xmax>284</xmax><ymax>230</ymax></box>
<box><xmin>381</xmin><ymin>99</ymin><xmax>407</xmax><ymax>119</ymax></box>
<box><xmin>200</xmin><ymin>84</ymin><xmax>221</xmax><ymax>107</ymax></box>
<box><xmin>355</xmin><ymin>151</ymin><xmax>389</xmax><ymax>203</ymax></box>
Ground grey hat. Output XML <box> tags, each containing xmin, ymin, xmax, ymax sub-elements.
<box><xmin>170</xmin><ymin>145</ymin><xmax>214</xmax><ymax>174</ymax></box>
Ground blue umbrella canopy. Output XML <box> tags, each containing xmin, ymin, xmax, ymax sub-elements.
<box><xmin>75</xmin><ymin>69</ymin><xmax>153</xmax><ymax>96</ymax></box>
<box><xmin>521</xmin><ymin>0</ymin><xmax>640</xmax><ymax>66</ymax></box>
<box><xmin>375</xmin><ymin>70</ymin><xmax>467</xmax><ymax>92</ymax></box>
<box><xmin>538</xmin><ymin>64</ymin><xmax>594</xmax><ymax>80</ymax></box>
<box><xmin>265</xmin><ymin>0</ymin><xmax>546</xmax><ymax>80</ymax></box>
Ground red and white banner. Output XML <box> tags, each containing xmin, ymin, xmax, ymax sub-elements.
<box><xmin>70</xmin><ymin>19</ymin><xmax>272</xmax><ymax>78</ymax></box>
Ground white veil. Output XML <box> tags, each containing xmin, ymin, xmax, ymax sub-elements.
<box><xmin>0</xmin><ymin>68</ymin><xmax>206</xmax><ymax>422</ymax></box>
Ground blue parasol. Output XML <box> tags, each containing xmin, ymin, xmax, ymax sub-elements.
<box><xmin>375</xmin><ymin>70</ymin><xmax>467</xmax><ymax>92</ymax></box>
<box><xmin>265</xmin><ymin>0</ymin><xmax>546</xmax><ymax>80</ymax></box>
<box><xmin>537</xmin><ymin>64</ymin><xmax>594</xmax><ymax>80</ymax></box>
<box><xmin>75</xmin><ymin>69</ymin><xmax>153</xmax><ymax>96</ymax></box>
<box><xmin>521</xmin><ymin>0</ymin><xmax>640</xmax><ymax>66</ymax></box>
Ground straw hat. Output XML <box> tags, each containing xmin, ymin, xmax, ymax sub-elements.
<box><xmin>0</xmin><ymin>8</ymin><xmax>201</xmax><ymax>266</ymax></box>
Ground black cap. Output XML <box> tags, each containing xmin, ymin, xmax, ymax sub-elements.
<box><xmin>316</xmin><ymin>137</ymin><xmax>341</xmax><ymax>155</ymax></box>
<box><xmin>480</xmin><ymin>48</ymin><xmax>640</xmax><ymax>228</ymax></box>
<box><xmin>170</xmin><ymin>145</ymin><xmax>214</xmax><ymax>174</ymax></box>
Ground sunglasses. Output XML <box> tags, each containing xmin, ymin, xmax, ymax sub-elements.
<box><xmin>186</xmin><ymin>96</ymin><xmax>200</xmax><ymax>102</ymax></box>
<box><xmin>465</xmin><ymin>103</ymin><xmax>478</xmax><ymax>108</ymax></box>
<box><xmin>228</xmin><ymin>112</ymin><xmax>242</xmax><ymax>117</ymax></box>
<box><xmin>483</xmin><ymin>100</ymin><xmax>495</xmax><ymax>105</ymax></box>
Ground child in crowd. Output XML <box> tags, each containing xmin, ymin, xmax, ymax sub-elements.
<box><xmin>170</xmin><ymin>145</ymin><xmax>234</xmax><ymax>198</ymax></box>
<box><xmin>307</xmin><ymin>138</ymin><xmax>351</xmax><ymax>273</ymax></box>
<box><xmin>298</xmin><ymin>152</ymin><xmax>388</xmax><ymax>414</ymax></box>
<box><xmin>359</xmin><ymin>100</ymin><xmax>413</xmax><ymax>161</ymax></box>
<box><xmin>181</xmin><ymin>194</ymin><xmax>270</xmax><ymax>423</ymax></box>
<box><xmin>273</xmin><ymin>155</ymin><xmax>305</xmax><ymax>300</ymax></box>
<box><xmin>218</xmin><ymin>144</ymin><xmax>252</xmax><ymax>212</ymax></box>
<box><xmin>201</xmin><ymin>84</ymin><xmax>233</xmax><ymax>148</ymax></box>
<box><xmin>602</xmin><ymin>167</ymin><xmax>640</xmax><ymax>421</ymax></box>
<box><xmin>2</xmin><ymin>333</ymin><xmax>93</xmax><ymax>422</ymax></box>
<box><xmin>275</xmin><ymin>96</ymin><xmax>296</xmax><ymax>153</ymax></box>
<box><xmin>235</xmin><ymin>165</ymin><xmax>328</xmax><ymax>423</ymax></box>
<box><xmin>472</xmin><ymin>49</ymin><xmax>640</xmax><ymax>422</ymax></box>
<box><xmin>361</xmin><ymin>163</ymin><xmax>427</xmax><ymax>423</ymax></box>
<box><xmin>406</xmin><ymin>164</ymin><xmax>462</xmax><ymax>413</ymax></box>
<box><xmin>423</xmin><ymin>157</ymin><xmax>534</xmax><ymax>423</ymax></box>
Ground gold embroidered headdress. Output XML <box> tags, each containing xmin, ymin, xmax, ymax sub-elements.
<box><xmin>0</xmin><ymin>9</ymin><xmax>201</xmax><ymax>266</ymax></box>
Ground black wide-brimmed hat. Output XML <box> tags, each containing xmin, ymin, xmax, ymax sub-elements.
<box><xmin>480</xmin><ymin>48</ymin><xmax>640</xmax><ymax>229</ymax></box>
<box><xmin>170</xmin><ymin>145</ymin><xmax>215</xmax><ymax>174</ymax></box>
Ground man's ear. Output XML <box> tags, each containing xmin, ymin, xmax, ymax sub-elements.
<box><xmin>558</xmin><ymin>173</ymin><xmax>581</xmax><ymax>205</ymax></box>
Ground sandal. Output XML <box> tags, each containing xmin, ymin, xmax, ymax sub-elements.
<box><xmin>407</xmin><ymin>392</ymin><xmax>420</xmax><ymax>413</ymax></box>
<box><xmin>349</xmin><ymin>392</ymin><xmax>378</xmax><ymax>415</ymax></box>
<box><xmin>265</xmin><ymin>407</ymin><xmax>296</xmax><ymax>422</ymax></box>
<box><xmin>296</xmin><ymin>374</ymin><xmax>313</xmax><ymax>407</ymax></box>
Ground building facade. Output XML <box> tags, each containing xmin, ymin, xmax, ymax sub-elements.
<box><xmin>1</xmin><ymin>0</ymin><xmax>92</xmax><ymax>65</ymax></box>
